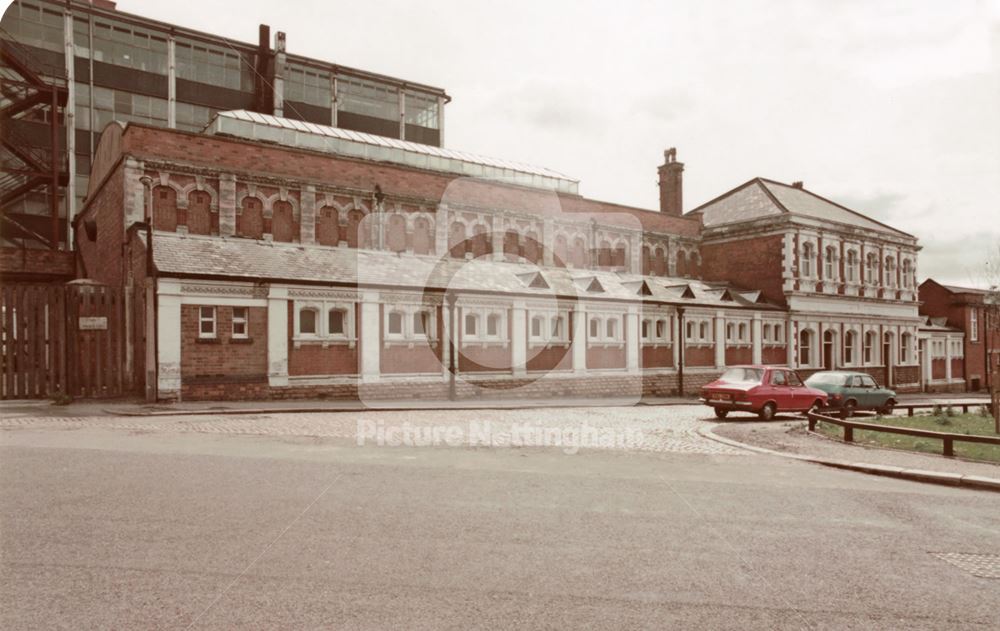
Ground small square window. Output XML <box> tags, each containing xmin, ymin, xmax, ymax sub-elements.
<box><xmin>232</xmin><ymin>307</ymin><xmax>248</xmax><ymax>339</ymax></box>
<box><xmin>199</xmin><ymin>306</ymin><xmax>216</xmax><ymax>338</ymax></box>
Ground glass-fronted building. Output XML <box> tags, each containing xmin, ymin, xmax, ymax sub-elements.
<box><xmin>0</xmin><ymin>0</ymin><xmax>449</xmax><ymax>249</ymax></box>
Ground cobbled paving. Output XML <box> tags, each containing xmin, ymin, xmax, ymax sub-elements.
<box><xmin>0</xmin><ymin>406</ymin><xmax>747</xmax><ymax>455</ymax></box>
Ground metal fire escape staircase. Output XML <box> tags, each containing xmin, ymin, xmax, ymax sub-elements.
<box><xmin>0</xmin><ymin>26</ymin><xmax>68</xmax><ymax>249</ymax></box>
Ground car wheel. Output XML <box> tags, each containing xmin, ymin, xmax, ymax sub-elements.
<box><xmin>879</xmin><ymin>400</ymin><xmax>895</xmax><ymax>416</ymax></box>
<box><xmin>714</xmin><ymin>408</ymin><xmax>728</xmax><ymax>419</ymax></box>
<box><xmin>841</xmin><ymin>400</ymin><xmax>856</xmax><ymax>419</ymax></box>
<box><xmin>758</xmin><ymin>403</ymin><xmax>776</xmax><ymax>421</ymax></box>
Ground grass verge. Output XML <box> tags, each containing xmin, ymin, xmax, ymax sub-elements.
<box><xmin>815</xmin><ymin>411</ymin><xmax>1000</xmax><ymax>464</ymax></box>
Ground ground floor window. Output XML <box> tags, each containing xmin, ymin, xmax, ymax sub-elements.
<box><xmin>199</xmin><ymin>306</ymin><xmax>216</xmax><ymax>338</ymax></box>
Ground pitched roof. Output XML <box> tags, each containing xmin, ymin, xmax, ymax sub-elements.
<box><xmin>690</xmin><ymin>177</ymin><xmax>913</xmax><ymax>238</ymax></box>
<box><xmin>151</xmin><ymin>232</ymin><xmax>778</xmax><ymax>309</ymax></box>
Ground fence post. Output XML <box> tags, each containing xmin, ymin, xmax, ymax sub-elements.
<box><xmin>943</xmin><ymin>437</ymin><xmax>954</xmax><ymax>457</ymax></box>
<box><xmin>908</xmin><ymin>407</ymin><xmax>914</xmax><ymax>417</ymax></box>
<box><xmin>844</xmin><ymin>426</ymin><xmax>853</xmax><ymax>443</ymax></box>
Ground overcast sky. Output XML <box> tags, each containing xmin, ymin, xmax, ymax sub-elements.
<box><xmin>132</xmin><ymin>0</ymin><xmax>1000</xmax><ymax>286</ymax></box>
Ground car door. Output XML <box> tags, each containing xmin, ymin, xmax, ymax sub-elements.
<box><xmin>768</xmin><ymin>369</ymin><xmax>791</xmax><ymax>410</ymax></box>
<box><xmin>785</xmin><ymin>370</ymin><xmax>808</xmax><ymax>410</ymax></box>
<box><xmin>858</xmin><ymin>375</ymin><xmax>880</xmax><ymax>408</ymax></box>
<box><xmin>845</xmin><ymin>375</ymin><xmax>865</xmax><ymax>406</ymax></box>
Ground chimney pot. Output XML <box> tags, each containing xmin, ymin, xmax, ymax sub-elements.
<box><xmin>792</xmin><ymin>181</ymin><xmax>804</xmax><ymax>189</ymax></box>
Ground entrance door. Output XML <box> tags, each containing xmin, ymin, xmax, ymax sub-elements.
<box><xmin>823</xmin><ymin>330</ymin><xmax>835</xmax><ymax>370</ymax></box>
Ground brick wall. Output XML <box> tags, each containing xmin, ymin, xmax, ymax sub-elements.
<box><xmin>725</xmin><ymin>347</ymin><xmax>753</xmax><ymax>365</ymax></box>
<box><xmin>526</xmin><ymin>344</ymin><xmax>572</xmax><ymax>372</ymax></box>
<box><xmin>458</xmin><ymin>345</ymin><xmax>511</xmax><ymax>373</ymax></box>
<box><xmin>701</xmin><ymin>234</ymin><xmax>787</xmax><ymax>306</ymax></box>
<box><xmin>762</xmin><ymin>346</ymin><xmax>786</xmax><ymax>365</ymax></box>
<box><xmin>75</xmin><ymin>161</ymin><xmax>125</xmax><ymax>286</ymax></box>
<box><xmin>0</xmin><ymin>248</ymin><xmax>75</xmax><ymax>282</ymax></box>
<box><xmin>180</xmin><ymin>305</ymin><xmax>268</xmax><ymax>387</ymax></box>
<box><xmin>641</xmin><ymin>345</ymin><xmax>673</xmax><ymax>369</ymax></box>
<box><xmin>586</xmin><ymin>345</ymin><xmax>626</xmax><ymax>370</ymax></box>
<box><xmin>685</xmin><ymin>346</ymin><xmax>715</xmax><ymax>367</ymax></box>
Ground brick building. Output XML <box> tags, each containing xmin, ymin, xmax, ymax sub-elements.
<box><xmin>919</xmin><ymin>280</ymin><xmax>999</xmax><ymax>392</ymax></box>
<box><xmin>70</xmin><ymin>109</ymin><xmax>970</xmax><ymax>402</ymax></box>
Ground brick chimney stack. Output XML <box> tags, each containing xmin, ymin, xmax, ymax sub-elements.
<box><xmin>658</xmin><ymin>148</ymin><xmax>684</xmax><ymax>216</ymax></box>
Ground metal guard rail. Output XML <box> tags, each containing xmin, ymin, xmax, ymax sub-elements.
<box><xmin>806</xmin><ymin>410</ymin><xmax>1000</xmax><ymax>458</ymax></box>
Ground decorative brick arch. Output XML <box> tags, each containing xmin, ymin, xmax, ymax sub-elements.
<box><xmin>386</xmin><ymin>212</ymin><xmax>408</xmax><ymax>253</ymax></box>
<box><xmin>411</xmin><ymin>213</ymin><xmax>435</xmax><ymax>255</ymax></box>
<box><xmin>151</xmin><ymin>185</ymin><xmax>178</xmax><ymax>232</ymax></box>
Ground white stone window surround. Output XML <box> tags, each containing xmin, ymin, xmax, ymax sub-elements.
<box><xmin>382</xmin><ymin>303</ymin><xmax>438</xmax><ymax>348</ymax></box>
<box><xmin>724</xmin><ymin>319</ymin><xmax>752</xmax><ymax>347</ymax></box>
<box><xmin>762</xmin><ymin>320</ymin><xmax>786</xmax><ymax>346</ymax></box>
<box><xmin>844</xmin><ymin>246</ymin><xmax>861</xmax><ymax>285</ymax></box>
<box><xmin>459</xmin><ymin>304</ymin><xmax>508</xmax><ymax>348</ymax></box>
<box><xmin>293</xmin><ymin>299</ymin><xmax>357</xmax><ymax>348</ymax></box>
<box><xmin>842</xmin><ymin>326</ymin><xmax>862</xmax><ymax>367</ymax></box>
<box><xmin>640</xmin><ymin>315</ymin><xmax>671</xmax><ymax>346</ymax></box>
<box><xmin>586</xmin><ymin>308</ymin><xmax>625</xmax><ymax>348</ymax></box>
<box><xmin>528</xmin><ymin>309</ymin><xmax>570</xmax><ymax>348</ymax></box>
<box><xmin>683</xmin><ymin>315</ymin><xmax>714</xmax><ymax>347</ymax></box>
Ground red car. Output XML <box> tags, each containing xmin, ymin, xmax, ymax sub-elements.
<box><xmin>700</xmin><ymin>365</ymin><xmax>828</xmax><ymax>420</ymax></box>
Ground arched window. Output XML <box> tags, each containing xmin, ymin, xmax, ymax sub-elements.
<box><xmin>590</xmin><ymin>317</ymin><xmax>601</xmax><ymax>339</ymax></box>
<box><xmin>386</xmin><ymin>214</ymin><xmax>407</xmax><ymax>253</ymax></box>
<box><xmin>885</xmin><ymin>256</ymin><xmax>896</xmax><ymax>287</ymax></box>
<box><xmin>551</xmin><ymin>315</ymin><xmax>564</xmax><ymax>339</ymax></box>
<box><xmin>598</xmin><ymin>240</ymin><xmax>612</xmax><ymax>267</ymax></box>
<box><xmin>413</xmin><ymin>311</ymin><xmax>429</xmax><ymax>336</ymax></box>
<box><xmin>799</xmin><ymin>329</ymin><xmax>813</xmax><ymax>366</ymax></box>
<box><xmin>902</xmin><ymin>260</ymin><xmax>912</xmax><ymax>289</ymax></box>
<box><xmin>606</xmin><ymin>318</ymin><xmax>618</xmax><ymax>339</ymax></box>
<box><xmin>471</xmin><ymin>223</ymin><xmax>490</xmax><ymax>258</ymax></box>
<box><xmin>486</xmin><ymin>313</ymin><xmax>501</xmax><ymax>338</ymax></box>
<box><xmin>763</xmin><ymin>323</ymin><xmax>773</xmax><ymax>342</ymax></box>
<box><xmin>641</xmin><ymin>319</ymin><xmax>651</xmax><ymax>340</ymax></box>
<box><xmin>571</xmin><ymin>237</ymin><xmax>588</xmax><ymax>268</ymax></box>
<box><xmin>187</xmin><ymin>190</ymin><xmax>213</xmax><ymax>236</ymax></box>
<box><xmin>523</xmin><ymin>231</ymin><xmax>540</xmax><ymax>264</ymax></box>
<box><xmin>677</xmin><ymin>251</ymin><xmax>688</xmax><ymax>277</ymax></box>
<box><xmin>387</xmin><ymin>310</ymin><xmax>404</xmax><ymax>336</ymax></box>
<box><xmin>655</xmin><ymin>319</ymin><xmax>667</xmax><ymax>339</ymax></box>
<box><xmin>328</xmin><ymin>308</ymin><xmax>347</xmax><ymax>336</ymax></box>
<box><xmin>846</xmin><ymin>250</ymin><xmax>858</xmax><ymax>283</ymax></box>
<box><xmin>464</xmin><ymin>313</ymin><xmax>478</xmax><ymax>337</ymax></box>
<box><xmin>738</xmin><ymin>323</ymin><xmax>748</xmax><ymax>342</ymax></box>
<box><xmin>699</xmin><ymin>322</ymin><xmax>709</xmax><ymax>340</ymax></box>
<box><xmin>613</xmin><ymin>243</ymin><xmax>627</xmax><ymax>268</ymax></box>
<box><xmin>900</xmin><ymin>332</ymin><xmax>912</xmax><ymax>364</ymax></box>
<box><xmin>412</xmin><ymin>216</ymin><xmax>433</xmax><ymax>255</ymax></box>
<box><xmin>504</xmin><ymin>230</ymin><xmax>520</xmax><ymax>261</ymax></box>
<box><xmin>824</xmin><ymin>246</ymin><xmax>837</xmax><ymax>279</ymax></box>
<box><xmin>688</xmin><ymin>252</ymin><xmax>701</xmax><ymax>277</ymax></box>
<box><xmin>801</xmin><ymin>242</ymin><xmax>815</xmax><ymax>278</ymax></box>
<box><xmin>530</xmin><ymin>315</ymin><xmax>544</xmax><ymax>339</ymax></box>
<box><xmin>864</xmin><ymin>331</ymin><xmax>876</xmax><ymax>364</ymax></box>
<box><xmin>653</xmin><ymin>247</ymin><xmax>666</xmax><ymax>276</ymax></box>
<box><xmin>298</xmin><ymin>307</ymin><xmax>318</xmax><ymax>336</ymax></box>
<box><xmin>271</xmin><ymin>200</ymin><xmax>296</xmax><ymax>243</ymax></box>
<box><xmin>844</xmin><ymin>330</ymin><xmax>857</xmax><ymax>365</ymax></box>
<box><xmin>347</xmin><ymin>209</ymin><xmax>366</xmax><ymax>249</ymax></box>
<box><xmin>866</xmin><ymin>253</ymin><xmax>877</xmax><ymax>284</ymax></box>
<box><xmin>641</xmin><ymin>245</ymin><xmax>651</xmax><ymax>275</ymax></box>
<box><xmin>553</xmin><ymin>235</ymin><xmax>568</xmax><ymax>268</ymax></box>
<box><xmin>726</xmin><ymin>323</ymin><xmax>735</xmax><ymax>342</ymax></box>
<box><xmin>153</xmin><ymin>186</ymin><xmax>178</xmax><ymax>232</ymax></box>
<box><xmin>774</xmin><ymin>323</ymin><xmax>784</xmax><ymax>341</ymax></box>
<box><xmin>686</xmin><ymin>321</ymin><xmax>695</xmax><ymax>340</ymax></box>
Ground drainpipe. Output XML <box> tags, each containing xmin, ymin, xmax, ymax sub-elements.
<box><xmin>677</xmin><ymin>307</ymin><xmax>686</xmax><ymax>397</ymax></box>
<box><xmin>447</xmin><ymin>292</ymin><xmax>457</xmax><ymax>400</ymax></box>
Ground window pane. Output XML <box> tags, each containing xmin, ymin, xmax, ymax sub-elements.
<box><xmin>487</xmin><ymin>315</ymin><xmax>498</xmax><ymax>336</ymax></box>
<box><xmin>300</xmin><ymin>309</ymin><xmax>316</xmax><ymax>334</ymax></box>
<box><xmin>465</xmin><ymin>314</ymin><xmax>476</xmax><ymax>335</ymax></box>
<box><xmin>329</xmin><ymin>310</ymin><xmax>345</xmax><ymax>335</ymax></box>
<box><xmin>413</xmin><ymin>312</ymin><xmax>425</xmax><ymax>335</ymax></box>
<box><xmin>388</xmin><ymin>312</ymin><xmax>402</xmax><ymax>334</ymax></box>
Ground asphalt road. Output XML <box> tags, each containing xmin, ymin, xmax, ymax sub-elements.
<box><xmin>1</xmin><ymin>409</ymin><xmax>998</xmax><ymax>630</ymax></box>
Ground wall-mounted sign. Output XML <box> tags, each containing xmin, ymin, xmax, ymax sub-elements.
<box><xmin>79</xmin><ymin>316</ymin><xmax>108</xmax><ymax>331</ymax></box>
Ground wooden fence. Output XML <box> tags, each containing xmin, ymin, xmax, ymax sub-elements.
<box><xmin>0</xmin><ymin>283</ymin><xmax>125</xmax><ymax>399</ymax></box>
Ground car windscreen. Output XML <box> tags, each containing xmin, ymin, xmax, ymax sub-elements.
<box><xmin>805</xmin><ymin>373</ymin><xmax>846</xmax><ymax>386</ymax></box>
<box><xmin>719</xmin><ymin>368</ymin><xmax>763</xmax><ymax>384</ymax></box>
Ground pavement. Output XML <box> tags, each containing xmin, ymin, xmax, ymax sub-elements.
<box><xmin>2</xmin><ymin>405</ymin><xmax>999</xmax><ymax>629</ymax></box>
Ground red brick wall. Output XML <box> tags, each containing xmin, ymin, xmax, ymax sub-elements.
<box><xmin>762</xmin><ymin>347</ymin><xmax>786</xmax><ymax>365</ymax></box>
<box><xmin>526</xmin><ymin>345</ymin><xmax>572</xmax><ymax>372</ymax></box>
<box><xmin>380</xmin><ymin>306</ymin><xmax>444</xmax><ymax>374</ymax></box>
<box><xmin>725</xmin><ymin>347</ymin><xmax>753</xmax><ymax>365</ymax></box>
<box><xmin>586</xmin><ymin>346</ymin><xmax>626</xmax><ymax>370</ymax></box>
<box><xmin>458</xmin><ymin>345</ymin><xmax>511</xmax><ymax>373</ymax></box>
<box><xmin>180</xmin><ymin>304</ymin><xmax>267</xmax><ymax>379</ymax></box>
<box><xmin>75</xmin><ymin>162</ymin><xmax>124</xmax><ymax>287</ymax></box>
<box><xmin>119</xmin><ymin>125</ymin><xmax>700</xmax><ymax>238</ymax></box>
<box><xmin>0</xmin><ymin>248</ymin><xmax>75</xmax><ymax>282</ymax></box>
<box><xmin>932</xmin><ymin>358</ymin><xmax>946</xmax><ymax>380</ymax></box>
<box><xmin>701</xmin><ymin>234</ymin><xmax>787</xmax><ymax>306</ymax></box>
<box><xmin>685</xmin><ymin>346</ymin><xmax>715</xmax><ymax>367</ymax></box>
<box><xmin>641</xmin><ymin>345</ymin><xmax>673</xmax><ymax>368</ymax></box>
<box><xmin>952</xmin><ymin>357</ymin><xmax>964</xmax><ymax>379</ymax></box>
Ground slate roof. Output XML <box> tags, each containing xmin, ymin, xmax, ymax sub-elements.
<box><xmin>152</xmin><ymin>232</ymin><xmax>779</xmax><ymax>309</ymax></box>
<box><xmin>690</xmin><ymin>177</ymin><xmax>913</xmax><ymax>238</ymax></box>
